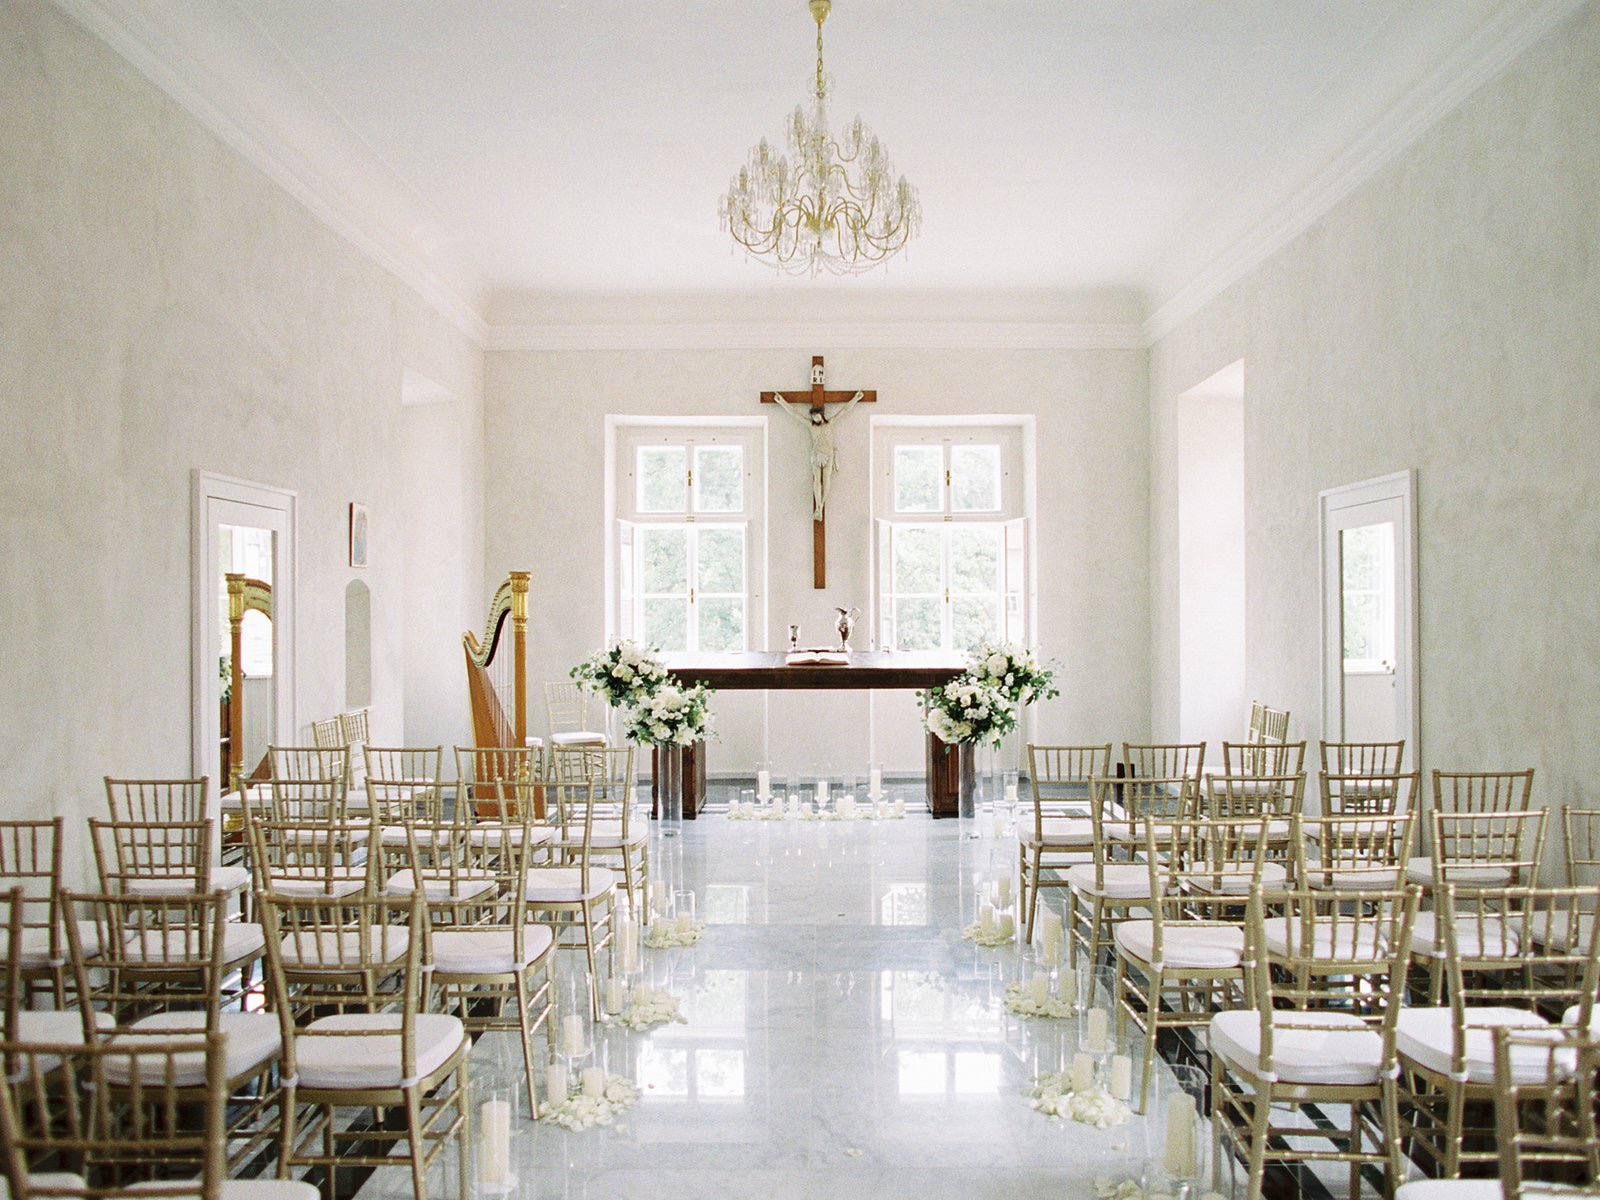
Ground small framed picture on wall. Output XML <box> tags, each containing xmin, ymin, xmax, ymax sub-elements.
<box><xmin>349</xmin><ymin>502</ymin><xmax>369</xmax><ymax>568</ymax></box>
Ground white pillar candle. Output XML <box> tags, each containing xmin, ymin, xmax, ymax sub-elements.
<box><xmin>675</xmin><ymin>912</ymin><xmax>695</xmax><ymax>935</ymax></box>
<box><xmin>1109</xmin><ymin>1054</ymin><xmax>1133</xmax><ymax>1102</ymax></box>
<box><xmin>1039</xmin><ymin>908</ymin><xmax>1063</xmax><ymax>944</ymax></box>
<box><xmin>1006</xmin><ymin>781</ymin><xmax>1019</xmax><ymax>805</ymax></box>
<box><xmin>1071</xmin><ymin>1052</ymin><xmax>1095</xmax><ymax>1093</ymax></box>
<box><xmin>869</xmin><ymin>768</ymin><xmax>883</xmax><ymax>798</ymax></box>
<box><xmin>893</xmin><ymin>798</ymin><xmax>905</xmax><ymax>818</ymax></box>
<box><xmin>1040</xmin><ymin>934</ymin><xmax>1061</xmax><ymax>966</ymax></box>
<box><xmin>816</xmin><ymin>780</ymin><xmax>829</xmax><ymax>803</ymax></box>
<box><xmin>757</xmin><ymin>769</ymin><xmax>771</xmax><ymax>799</ymax></box>
<box><xmin>604</xmin><ymin>978</ymin><xmax>624</xmax><ymax>1015</ymax></box>
<box><xmin>1027</xmin><ymin>974</ymin><xmax>1049</xmax><ymax>1006</ymax></box>
<box><xmin>997</xmin><ymin>912</ymin><xmax>1015</xmax><ymax>941</ymax></box>
<box><xmin>789</xmin><ymin>796</ymin><xmax>801</xmax><ymax>816</ymax></box>
<box><xmin>991</xmin><ymin>812</ymin><xmax>1006</xmax><ymax>838</ymax></box>
<box><xmin>561</xmin><ymin>1014</ymin><xmax>586</xmax><ymax>1058</ymax></box>
<box><xmin>546</xmin><ymin>1059</ymin><xmax>568</xmax><ymax>1103</ymax></box>
<box><xmin>1057</xmin><ymin>966</ymin><xmax>1074</xmax><ymax>1005</ymax></box>
<box><xmin>1086</xmin><ymin>1007</ymin><xmax>1110</xmax><ymax>1053</ymax></box>
<box><xmin>979</xmin><ymin>903</ymin><xmax>996</xmax><ymax>936</ymax></box>
<box><xmin>650</xmin><ymin>881</ymin><xmax>667</xmax><ymax>914</ymax></box>
<box><xmin>479</xmin><ymin>1098</ymin><xmax>511</xmax><ymax>1185</ymax></box>
<box><xmin>581</xmin><ymin>1066</ymin><xmax>606</xmax><ymax>1098</ymax></box>
<box><xmin>1164</xmin><ymin>1094</ymin><xmax>1197</xmax><ymax>1179</ymax></box>
<box><xmin>996</xmin><ymin>876</ymin><xmax>1012</xmax><ymax>907</ymax></box>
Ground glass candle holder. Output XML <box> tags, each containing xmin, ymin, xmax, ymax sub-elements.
<box><xmin>1146</xmin><ymin>1061</ymin><xmax>1209</xmax><ymax>1195</ymax></box>
<box><xmin>672</xmin><ymin>889</ymin><xmax>697</xmax><ymax>935</ymax></box>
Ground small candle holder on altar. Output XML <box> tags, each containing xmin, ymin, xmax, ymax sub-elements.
<box><xmin>756</xmin><ymin>761</ymin><xmax>773</xmax><ymax>802</ymax></box>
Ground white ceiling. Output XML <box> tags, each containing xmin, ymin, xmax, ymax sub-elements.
<box><xmin>57</xmin><ymin>0</ymin><xmax>1579</xmax><ymax>338</ymax></box>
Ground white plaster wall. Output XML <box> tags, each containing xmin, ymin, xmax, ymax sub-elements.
<box><xmin>1149</xmin><ymin>5</ymin><xmax>1600</xmax><ymax>866</ymax></box>
<box><xmin>485</xmin><ymin>347</ymin><xmax>1151</xmax><ymax>773</ymax></box>
<box><xmin>0</xmin><ymin>0</ymin><xmax>484</xmax><ymax>881</ymax></box>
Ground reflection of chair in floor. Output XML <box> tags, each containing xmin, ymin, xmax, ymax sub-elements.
<box><xmin>545</xmin><ymin>681</ymin><xmax>608</xmax><ymax>748</ymax></box>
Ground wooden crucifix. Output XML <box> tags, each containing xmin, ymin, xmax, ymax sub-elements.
<box><xmin>762</xmin><ymin>355</ymin><xmax>876</xmax><ymax>588</ymax></box>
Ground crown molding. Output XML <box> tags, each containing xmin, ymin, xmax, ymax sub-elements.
<box><xmin>50</xmin><ymin>0</ymin><xmax>489</xmax><ymax>345</ymax></box>
<box><xmin>485</xmin><ymin>321</ymin><xmax>1146</xmax><ymax>353</ymax></box>
<box><xmin>1140</xmin><ymin>0</ymin><xmax>1588</xmax><ymax>347</ymax></box>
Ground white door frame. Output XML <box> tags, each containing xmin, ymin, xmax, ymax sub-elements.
<box><xmin>1317</xmin><ymin>469</ymin><xmax>1419</xmax><ymax>758</ymax></box>
<box><xmin>192</xmin><ymin>471</ymin><xmax>298</xmax><ymax>817</ymax></box>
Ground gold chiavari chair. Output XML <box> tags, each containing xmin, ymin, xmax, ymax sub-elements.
<box><xmin>0</xmin><ymin>818</ymin><xmax>88</xmax><ymax>1007</ymax></box>
<box><xmin>1220</xmin><ymin>738</ymin><xmax>1305</xmax><ymax>780</ymax></box>
<box><xmin>1432</xmin><ymin>767</ymin><xmax>1536</xmax><ymax>815</ymax></box>
<box><xmin>0</xmin><ymin>1032</ymin><xmax>317</xmax><ymax>1199</ymax></box>
<box><xmin>1199</xmin><ymin>771</ymin><xmax>1305</xmax><ymax>864</ymax></box>
<box><xmin>1018</xmin><ymin>743</ymin><xmax>1112</xmax><ymax>943</ymax></box>
<box><xmin>2</xmin><ymin>885</ymin><xmax>111</xmax><ymax>1057</ymax></box>
<box><xmin>1251</xmin><ymin>703</ymin><xmax>1290</xmax><ymax>745</ymax></box>
<box><xmin>1398</xmin><ymin>883</ymin><xmax>1600</xmax><ymax>1180</ymax></box>
<box><xmin>241</xmin><ymin>809</ymin><xmax>374</xmax><ymax>903</ymax></box>
<box><xmin>99</xmin><ymin>778</ymin><xmax>249</xmax><ymax>901</ymax></box>
<box><xmin>1491</xmin><ymin>1028</ymin><xmax>1600</xmax><ymax>1198</ymax></box>
<box><xmin>456</xmin><ymin>744</ymin><xmax>550</xmax><ymax>829</ymax></box>
<box><xmin>1066</xmin><ymin>776</ymin><xmax>1194</xmax><ymax>969</ymax></box>
<box><xmin>1211</xmin><ymin>884</ymin><xmax>1420</xmax><ymax>1200</ymax></box>
<box><xmin>63</xmin><ymin>891</ymin><xmax>279</xmax><ymax>1172</ymax></box>
<box><xmin>528</xmin><ymin>771</ymin><xmax>615</xmax><ymax>1020</ymax></box>
<box><xmin>309</xmin><ymin>718</ymin><xmax>344</xmax><ymax>752</ymax></box>
<box><xmin>258</xmin><ymin>891</ymin><xmax>469</xmax><ymax>1200</ymax></box>
<box><xmin>1115</xmin><ymin>814</ymin><xmax>1266</xmax><ymax>1112</ymax></box>
<box><xmin>389</xmin><ymin>821</ymin><xmax>498</xmax><ymax>917</ymax></box>
<box><xmin>339</xmin><ymin>708</ymin><xmax>371</xmax><ymax>796</ymax></box>
<box><xmin>364</xmin><ymin>746</ymin><xmax>445</xmax><ymax>851</ymax></box>
<box><xmin>1292</xmin><ymin>811</ymin><xmax>1416</xmax><ymax>892</ymax></box>
<box><xmin>1319</xmin><ymin>740</ymin><xmax>1407</xmax><ymax>815</ymax></box>
<box><xmin>543</xmin><ymin>681</ymin><xmax>607</xmax><ymax>749</ymax></box>
<box><xmin>1122</xmin><ymin>741</ymin><xmax>1206</xmax><ymax>785</ymax></box>
<box><xmin>551</xmin><ymin>745</ymin><xmax>645</xmax><ymax>912</ymax></box>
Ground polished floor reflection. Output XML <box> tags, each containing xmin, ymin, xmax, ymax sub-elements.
<box><xmin>356</xmin><ymin>803</ymin><xmax>1181</xmax><ymax>1200</ymax></box>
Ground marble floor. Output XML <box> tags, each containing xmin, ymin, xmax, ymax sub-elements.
<box><xmin>356</xmin><ymin>797</ymin><xmax>1239</xmax><ymax>1200</ymax></box>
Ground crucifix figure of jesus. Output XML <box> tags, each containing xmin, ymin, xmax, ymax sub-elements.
<box><xmin>762</xmin><ymin>355</ymin><xmax>876</xmax><ymax>588</ymax></box>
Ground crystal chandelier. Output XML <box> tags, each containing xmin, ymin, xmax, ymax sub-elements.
<box><xmin>718</xmin><ymin>0</ymin><xmax>921</xmax><ymax>276</ymax></box>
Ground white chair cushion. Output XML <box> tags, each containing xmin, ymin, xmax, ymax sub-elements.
<box><xmin>1066</xmin><ymin>863</ymin><xmax>1155</xmax><ymax>900</ymax></box>
<box><xmin>1022</xmin><ymin>817</ymin><xmax>1093</xmax><ymax>847</ymax></box>
<box><xmin>122</xmin><ymin>1181</ymin><xmax>323</xmax><ymax>1200</ymax></box>
<box><xmin>265</xmin><ymin>872</ymin><xmax>368</xmax><ymax>899</ymax></box>
<box><xmin>1396</xmin><ymin>1006</ymin><xmax>1552</xmax><ymax>1083</ymax></box>
<box><xmin>126</xmin><ymin>865</ymin><xmax>251</xmax><ymax>897</ymax></box>
<box><xmin>1407</xmin><ymin>911</ymin><xmax>1519</xmax><ymax>959</ymax></box>
<box><xmin>1115</xmin><ymin>919</ymin><xmax>1243</xmax><ymax>969</ymax></box>
<box><xmin>294</xmin><ymin>1012</ymin><xmax>466</xmax><ymax>1090</ymax></box>
<box><xmin>1529</xmin><ymin>910</ymin><xmax>1596</xmax><ymax>953</ymax></box>
<box><xmin>126</xmin><ymin>923</ymin><xmax>265</xmax><ymax>967</ymax></box>
<box><xmin>432</xmin><ymin>925</ymin><xmax>555</xmax><ymax>975</ymax></box>
<box><xmin>1395</xmin><ymin>1182</ymin><xmax>1503</xmax><ymax>1200</ymax></box>
<box><xmin>3</xmin><ymin>921</ymin><xmax>104</xmax><ymax>968</ymax></box>
<box><xmin>1303</xmin><ymin>865</ymin><xmax>1405</xmax><ymax>890</ymax></box>
<box><xmin>107</xmin><ymin>1011</ymin><xmax>281</xmax><ymax>1086</ymax></box>
<box><xmin>1185</xmin><ymin>861</ymin><xmax>1288</xmax><ymax>895</ymax></box>
<box><xmin>1405</xmin><ymin>856</ymin><xmax>1515</xmax><ymax>888</ymax></box>
<box><xmin>0</xmin><ymin>1174</ymin><xmax>88</xmax><ymax>1199</ymax></box>
<box><xmin>525</xmin><ymin>866</ymin><xmax>616</xmax><ymax>903</ymax></box>
<box><xmin>550</xmin><ymin>731</ymin><xmax>607</xmax><ymax>746</ymax></box>
<box><xmin>15</xmin><ymin>1009</ymin><xmax>115</xmax><ymax>1042</ymax></box>
<box><xmin>556</xmin><ymin>821</ymin><xmax>645</xmax><ymax>850</ymax></box>
<box><xmin>276</xmin><ymin>927</ymin><xmax>409</xmax><ymax>971</ymax></box>
<box><xmin>466</xmin><ymin>824</ymin><xmax>555</xmax><ymax>848</ymax></box>
<box><xmin>1210</xmin><ymin>1009</ymin><xmax>1385</xmax><ymax>1087</ymax></box>
<box><xmin>1261</xmin><ymin>916</ymin><xmax>1387</xmax><ymax>962</ymax></box>
<box><xmin>384</xmin><ymin>870</ymin><xmax>497</xmax><ymax>903</ymax></box>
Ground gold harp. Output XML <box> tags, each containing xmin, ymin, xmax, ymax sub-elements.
<box><xmin>225</xmin><ymin>573</ymin><xmax>272</xmax><ymax>797</ymax></box>
<box><xmin>463</xmin><ymin>572</ymin><xmax>542</xmax><ymax>816</ymax></box>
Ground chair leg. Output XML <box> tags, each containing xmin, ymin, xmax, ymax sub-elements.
<box><xmin>516</xmin><ymin>970</ymin><xmax>541</xmax><ymax>1116</ymax></box>
<box><xmin>404</xmin><ymin>1086</ymin><xmax>429</xmax><ymax>1200</ymax></box>
<box><xmin>457</xmin><ymin>1067</ymin><xmax>472</xmax><ymax>1200</ymax></box>
<box><xmin>277</xmin><ymin>1084</ymin><xmax>298</xmax><ymax>1180</ymax></box>
<box><xmin>1381</xmin><ymin>1078</ymin><xmax>1405</xmax><ymax>1200</ymax></box>
<box><xmin>1023</xmin><ymin>847</ymin><xmax>1042</xmax><ymax>943</ymax></box>
<box><xmin>1136</xmin><ymin>965</ymin><xmax>1158</xmax><ymax>1115</ymax></box>
<box><xmin>580</xmin><ymin>904</ymin><xmax>601</xmax><ymax>1021</ymax></box>
<box><xmin>1246</xmin><ymin>1083</ymin><xmax>1271</xmax><ymax>1199</ymax></box>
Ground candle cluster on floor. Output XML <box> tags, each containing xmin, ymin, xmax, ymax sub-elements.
<box><xmin>536</xmin><ymin>1072</ymin><xmax>640</xmax><ymax>1130</ymax></box>
<box><xmin>1003</xmin><ymin>973</ymin><xmax>1076</xmax><ymax>1018</ymax></box>
<box><xmin>727</xmin><ymin>796</ymin><xmax>907</xmax><ymax>821</ymax></box>
<box><xmin>615</xmin><ymin>985</ymin><xmax>687</xmax><ymax>1031</ymax></box>
<box><xmin>643</xmin><ymin>917</ymin><xmax>705</xmax><ymax>948</ymax></box>
<box><xmin>1027</xmin><ymin>1076</ymin><xmax>1133</xmax><ymax>1129</ymax></box>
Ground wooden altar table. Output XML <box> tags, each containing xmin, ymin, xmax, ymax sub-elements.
<box><xmin>661</xmin><ymin>651</ymin><xmax>971</xmax><ymax>818</ymax></box>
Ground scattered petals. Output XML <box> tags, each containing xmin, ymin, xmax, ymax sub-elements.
<box><xmin>963</xmin><ymin>920</ymin><xmax>1015</xmax><ymax>947</ymax></box>
<box><xmin>537</xmin><ymin>1073</ymin><xmax>639</xmax><ymax>1131</ymax></box>
<box><xmin>1004</xmin><ymin>982</ymin><xmax>1075</xmax><ymax>1019</ymax></box>
<box><xmin>617</xmin><ymin>986</ymin><xmax>688</xmax><ymax>1031</ymax></box>
<box><xmin>1028</xmin><ymin>1075</ymin><xmax>1131</xmax><ymax>1129</ymax></box>
<box><xmin>643</xmin><ymin>920</ymin><xmax>706</xmax><ymax>948</ymax></box>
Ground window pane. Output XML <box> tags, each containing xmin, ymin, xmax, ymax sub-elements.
<box><xmin>950</xmin><ymin>526</ymin><xmax>1000</xmax><ymax>594</ymax></box>
<box><xmin>698</xmin><ymin>597</ymin><xmax>744</xmax><ymax>653</ymax></box>
<box><xmin>643</xmin><ymin>597</ymin><xmax>688</xmax><ymax>652</ymax></box>
<box><xmin>1341</xmin><ymin>523</ymin><xmax>1394</xmax><ymax>665</ymax></box>
<box><xmin>694</xmin><ymin>446</ymin><xmax>743</xmax><ymax>513</ymax></box>
<box><xmin>640</xmin><ymin>527</ymin><xmax>688</xmax><ymax>594</ymax></box>
<box><xmin>893</xmin><ymin>527</ymin><xmax>941</xmax><ymax>593</ymax></box>
<box><xmin>950</xmin><ymin>444</ymin><xmax>1001</xmax><ymax>512</ymax></box>
<box><xmin>952</xmin><ymin>596</ymin><xmax>999</xmax><ymax>653</ymax></box>
<box><xmin>893</xmin><ymin>445</ymin><xmax>942</xmax><ymax>512</ymax></box>
<box><xmin>894</xmin><ymin>597</ymin><xmax>941</xmax><ymax>651</ymax></box>
<box><xmin>697</xmin><ymin>527</ymin><xmax>744</xmax><ymax>594</ymax></box>
<box><xmin>637</xmin><ymin>446</ymin><xmax>687</xmax><ymax>513</ymax></box>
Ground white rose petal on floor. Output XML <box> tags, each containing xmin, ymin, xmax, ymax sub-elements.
<box><xmin>1028</xmin><ymin>1075</ymin><xmax>1133</xmax><ymax>1129</ymax></box>
<box><xmin>537</xmin><ymin>1073</ymin><xmax>640</xmax><ymax>1131</ymax></box>
<box><xmin>616</xmin><ymin>986</ymin><xmax>688</xmax><ymax>1031</ymax></box>
<box><xmin>643</xmin><ymin>919</ymin><xmax>706</xmax><ymax>948</ymax></box>
<box><xmin>1002</xmin><ymin>981</ymin><xmax>1075</xmax><ymax>1019</ymax></box>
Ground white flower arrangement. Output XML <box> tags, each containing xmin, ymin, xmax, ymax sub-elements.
<box><xmin>965</xmin><ymin>639</ymin><xmax>1060</xmax><ymax>707</ymax></box>
<box><xmin>1029</xmin><ymin>1075</ymin><xmax>1132</xmax><ymax>1129</ymax></box>
<box><xmin>921</xmin><ymin>675</ymin><xmax>1018</xmax><ymax>747</ymax></box>
<box><xmin>1093</xmin><ymin>1180</ymin><xmax>1179</xmax><ymax>1200</ymax></box>
<box><xmin>1003</xmin><ymin>981</ymin><xmax>1076</xmax><ymax>1019</ymax></box>
<box><xmin>643</xmin><ymin>919</ymin><xmax>706</xmax><ymax>948</ymax></box>
<box><xmin>962</xmin><ymin>919</ymin><xmax>1015</xmax><ymax>947</ymax></box>
<box><xmin>537</xmin><ymin>1073</ymin><xmax>639</xmax><ymax>1131</ymax></box>
<box><xmin>617</xmin><ymin>986</ymin><xmax>687</xmax><ymax>1031</ymax></box>
<box><xmin>619</xmin><ymin>682</ymin><xmax>714</xmax><ymax>748</ymax></box>
<box><xmin>570</xmin><ymin>641</ymin><xmax>670</xmax><ymax>708</ymax></box>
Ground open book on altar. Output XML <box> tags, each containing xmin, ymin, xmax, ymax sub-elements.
<box><xmin>785</xmin><ymin>648</ymin><xmax>850</xmax><ymax>666</ymax></box>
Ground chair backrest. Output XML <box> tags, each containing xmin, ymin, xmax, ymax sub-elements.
<box><xmin>552</xmin><ymin>744</ymin><xmax>635</xmax><ymax>832</ymax></box>
<box><xmin>1432</xmin><ymin>768</ymin><xmax>1535</xmax><ymax>815</ymax></box>
<box><xmin>1441</xmin><ymin>883</ymin><xmax>1600</xmax><ymax>1033</ymax></box>
<box><xmin>1201</xmin><ymin>773</ymin><xmax>1305</xmax><ymax>821</ymax></box>
<box><xmin>1564</xmin><ymin>808</ymin><xmax>1600</xmax><ymax>887</ymax></box>
<box><xmin>242</xmin><ymin>812</ymin><xmax>372</xmax><ymax>897</ymax></box>
<box><xmin>88</xmin><ymin>819</ymin><xmax>210</xmax><ymax>896</ymax></box>
<box><xmin>1086</xmin><ymin>776</ymin><xmax>1194</xmax><ymax>891</ymax></box>
<box><xmin>1026</xmin><ymin>743</ymin><xmax>1110</xmax><ymax>835</ymax></box>
<box><xmin>540</xmin><ymin>775</ymin><xmax>598</xmax><ymax>893</ymax></box>
<box><xmin>102</xmin><ymin>778</ymin><xmax>208</xmax><ymax>825</ymax></box>
<box><xmin>270</xmin><ymin>744</ymin><xmax>348</xmax><ymax>783</ymax></box>
<box><xmin>364</xmin><ymin>746</ymin><xmax>445</xmax><ymax>827</ymax></box>
<box><xmin>1</xmin><ymin>888</ymin><xmax>21</xmax><ymax>1040</ymax></box>
<box><xmin>339</xmin><ymin>708</ymin><xmax>370</xmax><ymax>748</ymax></box>
<box><xmin>1319</xmin><ymin>769</ymin><xmax>1418</xmax><ymax>817</ymax></box>
<box><xmin>1430</xmin><ymin>809</ymin><xmax>1548</xmax><ymax>890</ymax></box>
<box><xmin>1221</xmin><ymin>740</ymin><xmax>1306</xmax><ymax>779</ymax></box>
<box><xmin>0</xmin><ymin>819</ymin><xmax>65</xmax><ymax>980</ymax></box>
<box><xmin>1142</xmin><ymin>816</ymin><xmax>1270</xmax><ymax>941</ymax></box>
<box><xmin>310</xmin><ymin>717</ymin><xmax>345</xmax><ymax>750</ymax></box>
<box><xmin>1493</xmin><ymin>1028</ymin><xmax>1600</xmax><ymax>1194</ymax></box>
<box><xmin>0</xmin><ymin>1033</ymin><xmax>229</xmax><ymax>1199</ymax></box>
<box><xmin>1248</xmin><ymin>703</ymin><xmax>1290</xmax><ymax>745</ymax></box>
<box><xmin>544</xmin><ymin>681</ymin><xmax>595</xmax><ymax>736</ymax></box>
<box><xmin>1122</xmin><ymin>742</ymin><xmax>1205</xmax><ymax>782</ymax></box>
<box><xmin>1246</xmin><ymin>885</ymin><xmax>1419</xmax><ymax>1071</ymax></box>
<box><xmin>1291</xmin><ymin>813</ymin><xmax>1415</xmax><ymax>890</ymax></box>
<box><xmin>1320</xmin><ymin>739</ymin><xmax>1405</xmax><ymax>777</ymax></box>
<box><xmin>63</xmin><ymin>891</ymin><xmax>230</xmax><ymax>1030</ymax></box>
<box><xmin>455</xmin><ymin>744</ymin><xmax>544</xmax><ymax>823</ymax></box>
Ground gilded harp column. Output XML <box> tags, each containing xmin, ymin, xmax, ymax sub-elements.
<box><xmin>510</xmin><ymin>571</ymin><xmax>530</xmax><ymax>747</ymax></box>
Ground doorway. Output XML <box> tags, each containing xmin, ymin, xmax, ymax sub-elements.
<box><xmin>1319</xmin><ymin>470</ymin><xmax>1418</xmax><ymax>753</ymax></box>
